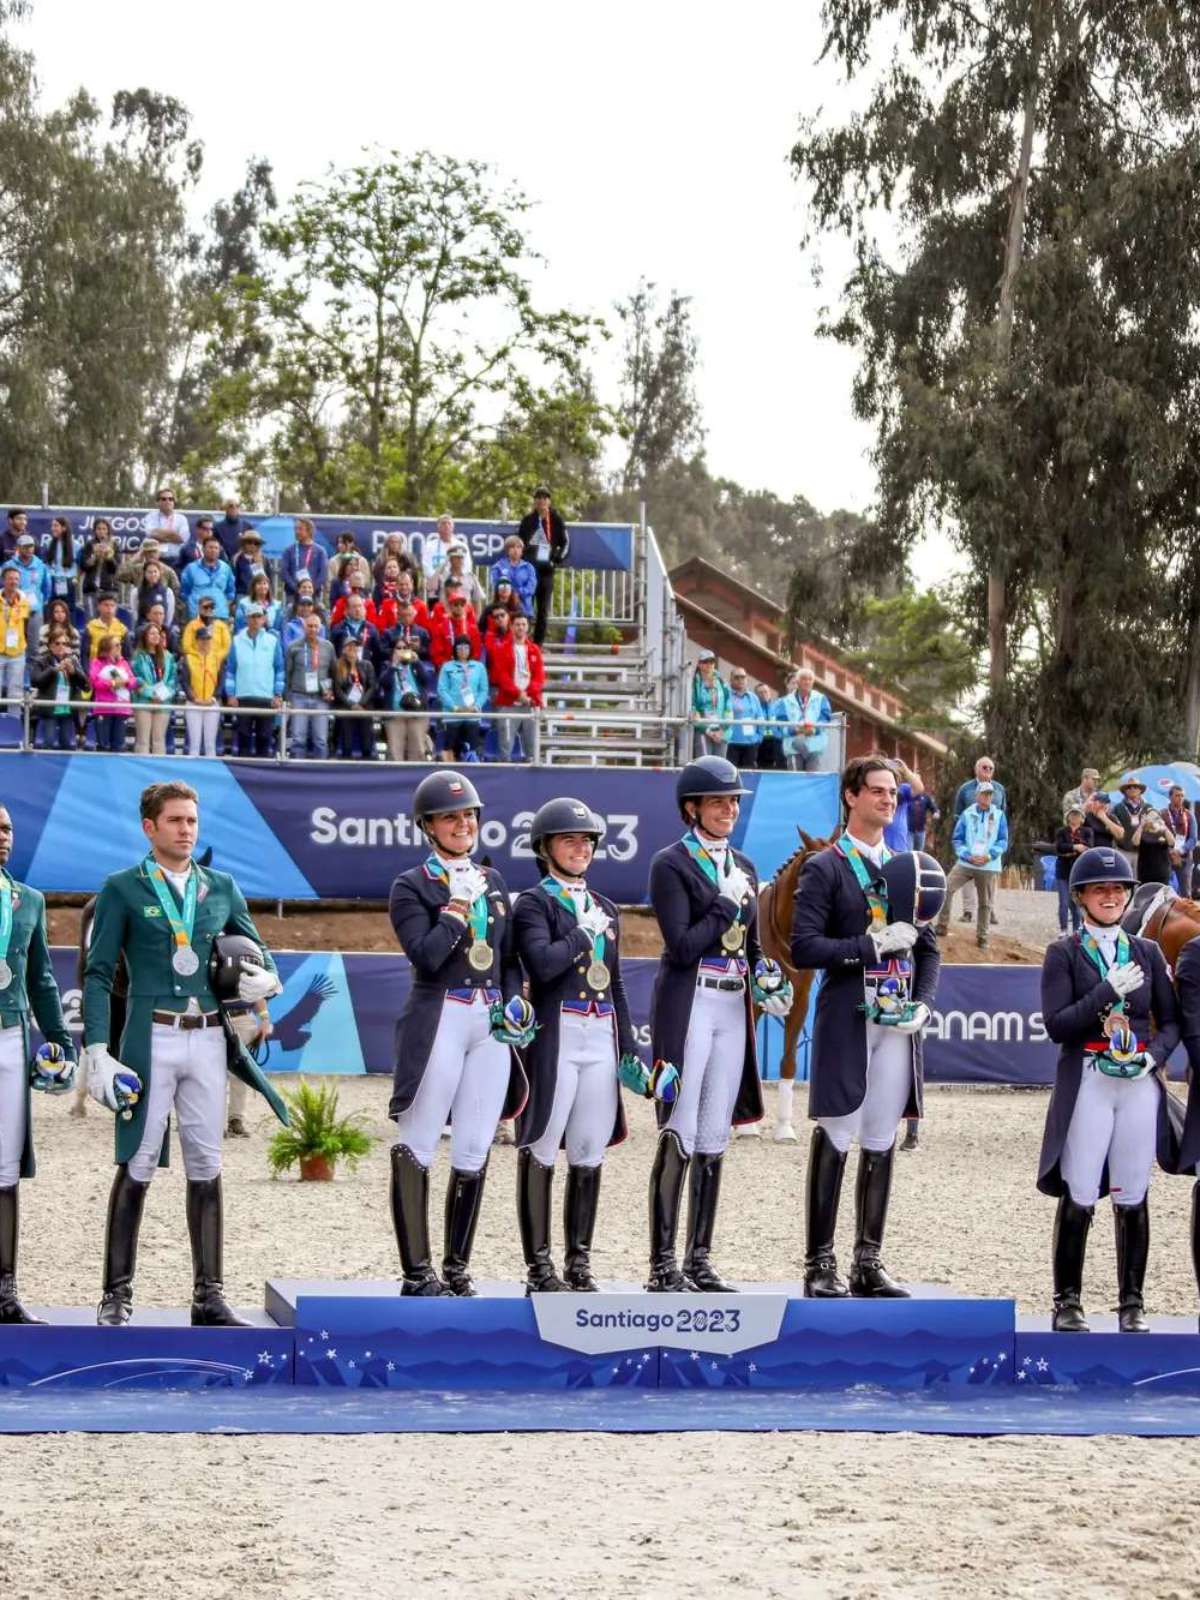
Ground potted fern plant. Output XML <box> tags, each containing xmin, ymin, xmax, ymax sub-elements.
<box><xmin>266</xmin><ymin>1079</ymin><xmax>374</xmax><ymax>1182</ymax></box>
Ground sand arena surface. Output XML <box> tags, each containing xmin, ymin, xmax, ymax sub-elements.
<box><xmin>6</xmin><ymin>1079</ymin><xmax>1200</xmax><ymax>1598</ymax></box>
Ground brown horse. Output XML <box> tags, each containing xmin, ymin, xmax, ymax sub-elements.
<box><xmin>1126</xmin><ymin>884</ymin><xmax>1200</xmax><ymax>970</ymax></box>
<box><xmin>757</xmin><ymin>829</ymin><xmax>836</xmax><ymax>1135</ymax></box>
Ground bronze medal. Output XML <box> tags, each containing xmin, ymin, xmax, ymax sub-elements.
<box><xmin>587</xmin><ymin>959</ymin><xmax>611</xmax><ymax>991</ymax></box>
<box><xmin>721</xmin><ymin>923</ymin><xmax>745</xmax><ymax>953</ymax></box>
<box><xmin>468</xmin><ymin>939</ymin><xmax>493</xmax><ymax>972</ymax></box>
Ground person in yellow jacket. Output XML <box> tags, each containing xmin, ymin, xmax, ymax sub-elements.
<box><xmin>0</xmin><ymin>567</ymin><xmax>31</xmax><ymax>710</ymax></box>
<box><xmin>179</xmin><ymin>596</ymin><xmax>232</xmax><ymax>659</ymax></box>
<box><xmin>180</xmin><ymin>624</ymin><xmax>229</xmax><ymax>757</ymax></box>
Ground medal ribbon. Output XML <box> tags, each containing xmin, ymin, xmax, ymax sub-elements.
<box><xmin>681</xmin><ymin>831</ymin><xmax>742</xmax><ymax>929</ymax></box>
<box><xmin>0</xmin><ymin>870</ymin><xmax>13</xmax><ymax>966</ymax></box>
<box><xmin>837</xmin><ymin>833</ymin><xmax>890</xmax><ymax>929</ymax></box>
<box><xmin>426</xmin><ymin>854</ymin><xmax>488</xmax><ymax>943</ymax></box>
<box><xmin>1080</xmin><ymin>927</ymin><xmax>1131</xmax><ymax>1021</ymax></box>
<box><xmin>541</xmin><ymin>874</ymin><xmax>605</xmax><ymax>963</ymax></box>
<box><xmin>144</xmin><ymin>856</ymin><xmax>197</xmax><ymax>959</ymax></box>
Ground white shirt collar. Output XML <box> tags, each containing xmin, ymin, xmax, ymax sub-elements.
<box><xmin>845</xmin><ymin>831</ymin><xmax>886</xmax><ymax>866</ymax></box>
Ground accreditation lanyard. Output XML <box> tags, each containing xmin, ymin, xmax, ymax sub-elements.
<box><xmin>837</xmin><ymin>833</ymin><xmax>890</xmax><ymax>929</ymax></box>
<box><xmin>541</xmin><ymin>875</ymin><xmax>605</xmax><ymax>963</ymax></box>
<box><xmin>1080</xmin><ymin>928</ymin><xmax>1131</xmax><ymax>1013</ymax></box>
<box><xmin>144</xmin><ymin>856</ymin><xmax>198</xmax><ymax>962</ymax></box>
<box><xmin>425</xmin><ymin>854</ymin><xmax>488</xmax><ymax>943</ymax></box>
<box><xmin>681</xmin><ymin>831</ymin><xmax>741</xmax><ymax>929</ymax></box>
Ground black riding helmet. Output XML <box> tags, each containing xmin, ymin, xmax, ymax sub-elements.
<box><xmin>530</xmin><ymin>797</ymin><xmax>606</xmax><ymax>871</ymax></box>
<box><xmin>209</xmin><ymin>933</ymin><xmax>267</xmax><ymax>1003</ymax></box>
<box><xmin>412</xmin><ymin>771</ymin><xmax>482</xmax><ymax>852</ymax></box>
<box><xmin>1069</xmin><ymin>846</ymin><xmax>1136</xmax><ymax>894</ymax></box>
<box><xmin>675</xmin><ymin>755</ymin><xmax>749</xmax><ymax>823</ymax></box>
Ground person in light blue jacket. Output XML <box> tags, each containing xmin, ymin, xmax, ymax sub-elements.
<box><xmin>490</xmin><ymin>534</ymin><xmax>537</xmax><ymax>615</ymax></box>
<box><xmin>690</xmin><ymin>650</ymin><xmax>731</xmax><ymax>757</ymax></box>
<box><xmin>436</xmin><ymin>633</ymin><xmax>488</xmax><ymax>760</ymax></box>
<box><xmin>223</xmin><ymin>604</ymin><xmax>284</xmax><ymax>757</ymax></box>
<box><xmin>2</xmin><ymin>536</ymin><xmax>51</xmax><ymax>615</ymax></box>
<box><xmin>725</xmin><ymin>667</ymin><xmax>762</xmax><ymax>769</ymax></box>
<box><xmin>936</xmin><ymin>781</ymin><xmax>1009</xmax><ymax>952</ymax></box>
<box><xmin>179</xmin><ymin>536</ymin><xmax>236</xmax><ymax>620</ymax></box>
<box><xmin>773</xmin><ymin>665</ymin><xmax>832</xmax><ymax>772</ymax></box>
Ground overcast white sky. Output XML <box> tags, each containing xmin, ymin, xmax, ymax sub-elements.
<box><xmin>24</xmin><ymin>2</ymin><xmax>879</xmax><ymax>516</ymax></box>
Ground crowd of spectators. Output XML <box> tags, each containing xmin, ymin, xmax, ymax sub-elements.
<box><xmin>689</xmin><ymin>655</ymin><xmax>838</xmax><ymax>771</ymax></box>
<box><xmin>2</xmin><ymin>486</ymin><xmax>567</xmax><ymax>762</ymax></box>
<box><xmin>1054</xmin><ymin>767</ymin><xmax>1198</xmax><ymax>918</ymax></box>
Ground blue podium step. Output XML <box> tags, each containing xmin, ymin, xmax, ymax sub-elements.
<box><xmin>0</xmin><ymin>1307</ymin><xmax>292</xmax><ymax>1390</ymax></box>
<box><xmin>267</xmin><ymin>1278</ymin><xmax>1014</xmax><ymax>1393</ymax></box>
<box><xmin>1015</xmin><ymin>1313</ymin><xmax>1200</xmax><ymax>1391</ymax></box>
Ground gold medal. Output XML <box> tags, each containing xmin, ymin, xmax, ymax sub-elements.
<box><xmin>587</xmin><ymin>959</ymin><xmax>611</xmax><ymax>991</ymax></box>
<box><xmin>721</xmin><ymin>923</ymin><xmax>745</xmax><ymax>952</ymax></box>
<box><xmin>468</xmin><ymin>939</ymin><xmax>493</xmax><ymax>971</ymax></box>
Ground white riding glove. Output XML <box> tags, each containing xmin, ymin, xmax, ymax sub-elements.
<box><xmin>891</xmin><ymin>1002</ymin><xmax>931</xmax><ymax>1035</ymax></box>
<box><xmin>448</xmin><ymin>863</ymin><xmax>489</xmax><ymax>905</ymax></box>
<box><xmin>1107</xmin><ymin>961</ymin><xmax>1145</xmax><ymax>998</ymax></box>
<box><xmin>719</xmin><ymin>862</ymin><xmax>753</xmax><ymax>908</ymax></box>
<box><xmin>578</xmin><ymin>901</ymin><xmax>613</xmax><ymax>939</ymax></box>
<box><xmin>82</xmin><ymin>1044</ymin><xmax>141</xmax><ymax>1115</ymax></box>
<box><xmin>870</xmin><ymin>921</ymin><xmax>918</xmax><ymax>959</ymax></box>
<box><xmin>758</xmin><ymin>989</ymin><xmax>793</xmax><ymax>1018</ymax></box>
<box><xmin>237</xmin><ymin>966</ymin><xmax>281</xmax><ymax>1003</ymax></box>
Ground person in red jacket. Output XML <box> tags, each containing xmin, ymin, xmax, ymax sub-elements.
<box><xmin>429</xmin><ymin>585</ymin><xmax>482</xmax><ymax>669</ymax></box>
<box><xmin>393</xmin><ymin>571</ymin><xmax>431</xmax><ymax>631</ymax></box>
<box><xmin>488</xmin><ymin>611</ymin><xmax>544</xmax><ymax>761</ymax></box>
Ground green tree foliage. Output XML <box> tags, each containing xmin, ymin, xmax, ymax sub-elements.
<box><xmin>0</xmin><ymin>52</ymin><xmax>203</xmax><ymax>500</ymax></box>
<box><xmin>844</xmin><ymin>588</ymin><xmax>979</xmax><ymax>734</ymax></box>
<box><xmin>254</xmin><ymin>151</ymin><xmax>602</xmax><ymax>514</ymax></box>
<box><xmin>792</xmin><ymin>1</ymin><xmax>1200</xmax><ymax>832</ymax></box>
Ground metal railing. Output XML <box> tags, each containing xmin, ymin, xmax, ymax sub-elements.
<box><xmin>13</xmin><ymin>698</ymin><xmax>843</xmax><ymax>770</ymax></box>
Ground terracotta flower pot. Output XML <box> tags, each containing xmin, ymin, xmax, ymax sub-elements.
<box><xmin>299</xmin><ymin>1154</ymin><xmax>335</xmax><ymax>1182</ymax></box>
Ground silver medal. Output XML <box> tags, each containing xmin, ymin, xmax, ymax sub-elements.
<box><xmin>172</xmin><ymin>947</ymin><xmax>200</xmax><ymax>977</ymax></box>
<box><xmin>0</xmin><ymin>959</ymin><xmax>12</xmax><ymax>990</ymax></box>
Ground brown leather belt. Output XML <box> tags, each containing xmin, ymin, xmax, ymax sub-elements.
<box><xmin>151</xmin><ymin>1010</ymin><xmax>222</xmax><ymax>1031</ymax></box>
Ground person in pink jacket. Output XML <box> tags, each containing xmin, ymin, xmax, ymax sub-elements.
<box><xmin>88</xmin><ymin>635</ymin><xmax>135</xmax><ymax>752</ymax></box>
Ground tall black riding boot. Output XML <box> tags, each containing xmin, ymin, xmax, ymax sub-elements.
<box><xmin>1192</xmin><ymin>1183</ymin><xmax>1200</xmax><ymax>1334</ymax></box>
<box><xmin>390</xmin><ymin>1145</ymin><xmax>450</xmax><ymax>1296</ymax></box>
<box><xmin>443</xmin><ymin>1164</ymin><xmax>488</xmax><ymax>1296</ymax></box>
<box><xmin>518</xmin><ymin>1149</ymin><xmax>567</xmax><ymax>1294</ymax></box>
<box><xmin>682</xmin><ymin>1153</ymin><xmax>737</xmax><ymax>1292</ymax></box>
<box><xmin>646</xmin><ymin>1131</ymin><xmax>690</xmax><ymax>1292</ymax></box>
<box><xmin>97</xmin><ymin>1165</ymin><xmax>149</xmax><ymax>1326</ymax></box>
<box><xmin>0</xmin><ymin>1184</ymin><xmax>44</xmax><ymax>1325</ymax></box>
<box><xmin>804</xmin><ymin>1127</ymin><xmax>850</xmax><ymax>1298</ymax></box>
<box><xmin>1051</xmin><ymin>1193</ymin><xmax>1093</xmax><ymax>1332</ymax></box>
<box><xmin>563</xmin><ymin>1164</ymin><xmax>602</xmax><ymax>1291</ymax></box>
<box><xmin>1114</xmin><ymin>1200</ymin><xmax>1150</xmax><ymax>1333</ymax></box>
<box><xmin>187</xmin><ymin>1176</ymin><xmax>251</xmax><ymax>1327</ymax></box>
<box><xmin>848</xmin><ymin>1143</ymin><xmax>910</xmax><ymax>1298</ymax></box>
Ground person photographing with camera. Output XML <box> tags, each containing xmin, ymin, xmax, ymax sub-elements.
<box><xmin>379</xmin><ymin>617</ymin><xmax>433</xmax><ymax>763</ymax></box>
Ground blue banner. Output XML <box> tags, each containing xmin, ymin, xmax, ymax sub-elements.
<box><xmin>2</xmin><ymin>755</ymin><xmax>839</xmax><ymax>905</ymax></box>
<box><xmin>46</xmin><ymin>946</ymin><xmax>1094</xmax><ymax>1088</ymax></box>
<box><xmin>16</xmin><ymin>508</ymin><xmax>634</xmax><ymax>573</ymax></box>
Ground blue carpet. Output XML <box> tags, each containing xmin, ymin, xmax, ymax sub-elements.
<box><xmin>4</xmin><ymin>1385</ymin><xmax>1200</xmax><ymax>1436</ymax></box>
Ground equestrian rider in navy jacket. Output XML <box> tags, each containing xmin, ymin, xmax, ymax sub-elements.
<box><xmin>388</xmin><ymin>771</ymin><xmax>528</xmax><ymax>1297</ymax></box>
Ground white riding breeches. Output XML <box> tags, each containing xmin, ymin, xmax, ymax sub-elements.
<box><xmin>0</xmin><ymin>1025</ymin><xmax>26</xmax><ymax>1187</ymax></box>
<box><xmin>819</xmin><ymin>1023</ymin><xmax>913</xmax><ymax>1155</ymax></box>
<box><xmin>1062</xmin><ymin>1066</ymin><xmax>1158</xmax><ymax>1209</ymax></box>
<box><xmin>526</xmin><ymin>1010</ymin><xmax>618</xmax><ymax>1168</ymax></box>
<box><xmin>128</xmin><ymin>1021</ymin><xmax>228</xmax><ymax>1183</ymax></box>
<box><xmin>666</xmin><ymin>984</ymin><xmax>746</xmax><ymax>1157</ymax></box>
<box><xmin>391</xmin><ymin>993</ymin><xmax>509</xmax><ymax>1173</ymax></box>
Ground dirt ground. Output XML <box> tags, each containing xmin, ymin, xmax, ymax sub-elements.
<box><xmin>7</xmin><ymin>1082</ymin><xmax>1200</xmax><ymax>1599</ymax></box>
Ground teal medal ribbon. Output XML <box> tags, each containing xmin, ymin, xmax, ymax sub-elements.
<box><xmin>1079</xmin><ymin>927</ymin><xmax>1144</xmax><ymax>1074</ymax></box>
<box><xmin>542</xmin><ymin>874</ymin><xmax>610</xmax><ymax>989</ymax></box>
<box><xmin>838</xmin><ymin>833</ymin><xmax>918</xmax><ymax>1024</ymax></box>
<box><xmin>682</xmin><ymin>831</ymin><xmax>745</xmax><ymax>952</ymax></box>
<box><xmin>427</xmin><ymin>853</ymin><xmax>491</xmax><ymax>970</ymax></box>
<box><xmin>144</xmin><ymin>855</ymin><xmax>200</xmax><ymax>976</ymax></box>
<box><xmin>837</xmin><ymin>832</ymin><xmax>890</xmax><ymax>929</ymax></box>
<box><xmin>0</xmin><ymin>870</ymin><xmax>14</xmax><ymax>989</ymax></box>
